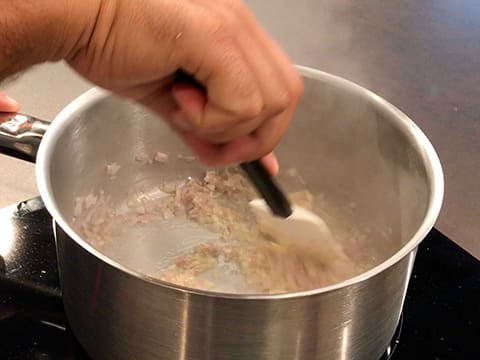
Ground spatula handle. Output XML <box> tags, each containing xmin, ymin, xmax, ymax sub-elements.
<box><xmin>241</xmin><ymin>160</ymin><xmax>293</xmax><ymax>218</ymax></box>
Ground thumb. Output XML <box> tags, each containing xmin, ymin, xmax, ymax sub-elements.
<box><xmin>0</xmin><ymin>93</ymin><xmax>20</xmax><ymax>112</ymax></box>
<box><xmin>171</xmin><ymin>83</ymin><xmax>206</xmax><ymax>129</ymax></box>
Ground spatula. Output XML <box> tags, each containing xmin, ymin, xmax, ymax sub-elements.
<box><xmin>241</xmin><ymin>160</ymin><xmax>348</xmax><ymax>262</ymax></box>
<box><xmin>171</xmin><ymin>70</ymin><xmax>348</xmax><ymax>261</ymax></box>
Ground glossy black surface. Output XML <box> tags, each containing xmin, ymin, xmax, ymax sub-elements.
<box><xmin>0</xmin><ymin>197</ymin><xmax>479</xmax><ymax>359</ymax></box>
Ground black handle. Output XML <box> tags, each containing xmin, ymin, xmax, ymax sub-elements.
<box><xmin>241</xmin><ymin>160</ymin><xmax>292</xmax><ymax>218</ymax></box>
<box><xmin>173</xmin><ymin>69</ymin><xmax>205</xmax><ymax>90</ymax></box>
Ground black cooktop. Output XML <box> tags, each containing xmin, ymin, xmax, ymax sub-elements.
<box><xmin>0</xmin><ymin>198</ymin><xmax>479</xmax><ymax>360</ymax></box>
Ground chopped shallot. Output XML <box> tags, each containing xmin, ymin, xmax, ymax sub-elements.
<box><xmin>72</xmin><ymin>168</ymin><xmax>370</xmax><ymax>294</ymax></box>
<box><xmin>177</xmin><ymin>154</ymin><xmax>196</xmax><ymax>162</ymax></box>
<box><xmin>154</xmin><ymin>152</ymin><xmax>169</xmax><ymax>163</ymax></box>
<box><xmin>105</xmin><ymin>162</ymin><xmax>121</xmax><ymax>179</ymax></box>
<box><xmin>135</xmin><ymin>152</ymin><xmax>152</xmax><ymax>164</ymax></box>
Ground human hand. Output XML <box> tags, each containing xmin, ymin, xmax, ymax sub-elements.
<box><xmin>0</xmin><ymin>92</ymin><xmax>20</xmax><ymax>113</ymax></box>
<box><xmin>68</xmin><ymin>0</ymin><xmax>303</xmax><ymax>174</ymax></box>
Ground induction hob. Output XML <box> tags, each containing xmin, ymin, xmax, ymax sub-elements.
<box><xmin>1</xmin><ymin>198</ymin><xmax>479</xmax><ymax>359</ymax></box>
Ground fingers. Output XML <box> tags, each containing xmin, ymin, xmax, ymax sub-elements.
<box><xmin>261</xmin><ymin>152</ymin><xmax>279</xmax><ymax>176</ymax></box>
<box><xmin>80</xmin><ymin>0</ymin><xmax>303</xmax><ymax>170</ymax></box>
<box><xmin>200</xmin><ymin>0</ymin><xmax>301</xmax><ymax>119</ymax></box>
<box><xmin>171</xmin><ymin>83</ymin><xmax>264</xmax><ymax>143</ymax></box>
<box><xmin>172</xmin><ymin>73</ymin><xmax>297</xmax><ymax>167</ymax></box>
<box><xmin>233</xmin><ymin>1</ymin><xmax>304</xmax><ymax>105</ymax></box>
<box><xmin>120</xmin><ymin>77</ymin><xmax>180</xmax><ymax>122</ymax></box>
<box><xmin>0</xmin><ymin>92</ymin><xmax>20</xmax><ymax>112</ymax></box>
<box><xmin>177</xmin><ymin>132</ymin><xmax>279</xmax><ymax>176</ymax></box>
<box><xmin>178</xmin><ymin>13</ymin><xmax>263</xmax><ymax>122</ymax></box>
<box><xmin>172</xmin><ymin>0</ymin><xmax>302</xmax><ymax>162</ymax></box>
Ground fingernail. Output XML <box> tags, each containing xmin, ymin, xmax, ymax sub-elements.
<box><xmin>0</xmin><ymin>93</ymin><xmax>20</xmax><ymax>110</ymax></box>
<box><xmin>262</xmin><ymin>153</ymin><xmax>279</xmax><ymax>176</ymax></box>
<box><xmin>1</xmin><ymin>93</ymin><xmax>18</xmax><ymax>105</ymax></box>
<box><xmin>271</xmin><ymin>156</ymin><xmax>279</xmax><ymax>176</ymax></box>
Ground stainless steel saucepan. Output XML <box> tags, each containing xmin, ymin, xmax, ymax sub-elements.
<box><xmin>0</xmin><ymin>66</ymin><xmax>443</xmax><ymax>360</ymax></box>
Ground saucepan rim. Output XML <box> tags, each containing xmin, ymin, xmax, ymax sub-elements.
<box><xmin>35</xmin><ymin>65</ymin><xmax>444</xmax><ymax>300</ymax></box>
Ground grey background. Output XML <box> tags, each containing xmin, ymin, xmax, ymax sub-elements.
<box><xmin>1</xmin><ymin>0</ymin><xmax>478</xmax><ymax>258</ymax></box>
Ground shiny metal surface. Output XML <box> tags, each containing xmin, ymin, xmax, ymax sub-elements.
<box><xmin>0</xmin><ymin>113</ymin><xmax>49</xmax><ymax>161</ymax></box>
<box><xmin>34</xmin><ymin>67</ymin><xmax>443</xmax><ymax>359</ymax></box>
<box><xmin>56</xmin><ymin>224</ymin><xmax>415</xmax><ymax>360</ymax></box>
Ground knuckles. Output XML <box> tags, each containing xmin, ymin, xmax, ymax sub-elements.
<box><xmin>269</xmin><ymin>71</ymin><xmax>304</xmax><ymax>115</ymax></box>
<box><xmin>291</xmin><ymin>71</ymin><xmax>304</xmax><ymax>103</ymax></box>
<box><xmin>239</xmin><ymin>96</ymin><xmax>265</xmax><ymax>120</ymax></box>
<box><xmin>201</xmin><ymin>13</ymin><xmax>237</xmax><ymax>47</ymax></box>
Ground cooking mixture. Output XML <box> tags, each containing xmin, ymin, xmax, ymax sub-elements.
<box><xmin>72</xmin><ymin>151</ymin><xmax>379</xmax><ymax>294</ymax></box>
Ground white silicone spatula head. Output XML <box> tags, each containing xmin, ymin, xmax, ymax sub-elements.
<box><xmin>248</xmin><ymin>198</ymin><xmax>349</xmax><ymax>263</ymax></box>
<box><xmin>240</xmin><ymin>160</ymin><xmax>349</xmax><ymax>263</ymax></box>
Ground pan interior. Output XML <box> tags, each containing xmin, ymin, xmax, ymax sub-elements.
<box><xmin>46</xmin><ymin>75</ymin><xmax>432</xmax><ymax>295</ymax></box>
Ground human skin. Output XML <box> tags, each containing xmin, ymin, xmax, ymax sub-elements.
<box><xmin>0</xmin><ymin>0</ymin><xmax>303</xmax><ymax>175</ymax></box>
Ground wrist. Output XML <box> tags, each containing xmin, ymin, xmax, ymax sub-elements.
<box><xmin>47</xmin><ymin>0</ymin><xmax>104</xmax><ymax>62</ymax></box>
<box><xmin>52</xmin><ymin>0</ymin><xmax>110</xmax><ymax>61</ymax></box>
<box><xmin>0</xmin><ymin>0</ymin><xmax>102</xmax><ymax>79</ymax></box>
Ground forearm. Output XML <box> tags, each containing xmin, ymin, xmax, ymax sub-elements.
<box><xmin>0</xmin><ymin>0</ymin><xmax>100</xmax><ymax>81</ymax></box>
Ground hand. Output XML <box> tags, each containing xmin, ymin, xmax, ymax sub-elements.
<box><xmin>0</xmin><ymin>92</ymin><xmax>20</xmax><ymax>112</ymax></box>
<box><xmin>68</xmin><ymin>0</ymin><xmax>303</xmax><ymax>174</ymax></box>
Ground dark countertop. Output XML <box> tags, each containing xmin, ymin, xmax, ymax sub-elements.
<box><xmin>1</xmin><ymin>1</ymin><xmax>479</xmax><ymax>258</ymax></box>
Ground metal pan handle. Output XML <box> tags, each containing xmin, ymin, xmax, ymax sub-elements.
<box><xmin>0</xmin><ymin>112</ymin><xmax>50</xmax><ymax>162</ymax></box>
<box><xmin>0</xmin><ymin>113</ymin><xmax>63</xmax><ymax>324</ymax></box>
